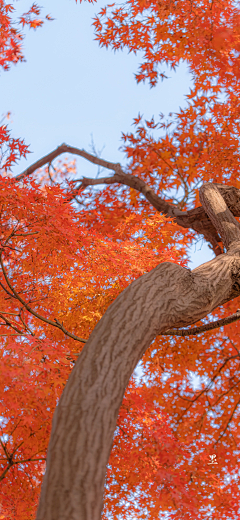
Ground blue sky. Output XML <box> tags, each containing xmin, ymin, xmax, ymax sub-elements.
<box><xmin>1</xmin><ymin>0</ymin><xmax>213</xmax><ymax>267</ymax></box>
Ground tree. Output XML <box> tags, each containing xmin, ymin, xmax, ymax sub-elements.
<box><xmin>1</xmin><ymin>0</ymin><xmax>240</xmax><ymax>519</ymax></box>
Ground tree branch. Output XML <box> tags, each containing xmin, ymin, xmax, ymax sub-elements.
<box><xmin>162</xmin><ymin>309</ymin><xmax>240</xmax><ymax>336</ymax></box>
<box><xmin>0</xmin><ymin>252</ymin><xmax>87</xmax><ymax>344</ymax></box>
<box><xmin>0</xmin><ymin>312</ymin><xmax>27</xmax><ymax>335</ymax></box>
<box><xmin>14</xmin><ymin>143</ymin><xmax>119</xmax><ymax>182</ymax></box>
<box><xmin>15</xmin><ymin>144</ymin><xmax>240</xmax><ymax>255</ymax></box>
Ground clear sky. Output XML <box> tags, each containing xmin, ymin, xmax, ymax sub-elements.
<box><xmin>1</xmin><ymin>0</ymin><xmax>213</xmax><ymax>267</ymax></box>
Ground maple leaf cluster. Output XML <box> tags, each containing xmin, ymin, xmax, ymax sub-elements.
<box><xmin>0</xmin><ymin>1</ymin><xmax>52</xmax><ymax>71</ymax></box>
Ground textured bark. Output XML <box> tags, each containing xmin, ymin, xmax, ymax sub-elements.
<box><xmin>36</xmin><ymin>183</ymin><xmax>240</xmax><ymax>520</ymax></box>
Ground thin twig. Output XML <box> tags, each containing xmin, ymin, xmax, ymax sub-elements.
<box><xmin>162</xmin><ymin>310</ymin><xmax>240</xmax><ymax>336</ymax></box>
<box><xmin>0</xmin><ymin>312</ymin><xmax>26</xmax><ymax>334</ymax></box>
<box><xmin>214</xmin><ymin>398</ymin><xmax>240</xmax><ymax>446</ymax></box>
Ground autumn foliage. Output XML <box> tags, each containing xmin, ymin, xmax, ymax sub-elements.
<box><xmin>1</xmin><ymin>0</ymin><xmax>240</xmax><ymax>519</ymax></box>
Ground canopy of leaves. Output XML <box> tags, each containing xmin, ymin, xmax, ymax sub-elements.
<box><xmin>1</xmin><ymin>0</ymin><xmax>240</xmax><ymax>519</ymax></box>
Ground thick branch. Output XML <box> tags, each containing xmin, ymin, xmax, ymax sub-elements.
<box><xmin>199</xmin><ymin>183</ymin><xmax>240</xmax><ymax>250</ymax></box>
<box><xmin>15</xmin><ymin>144</ymin><xmax>240</xmax><ymax>254</ymax></box>
<box><xmin>37</xmin><ymin>245</ymin><xmax>240</xmax><ymax>520</ymax></box>
<box><xmin>75</xmin><ymin>173</ymin><xmax>240</xmax><ymax>254</ymax></box>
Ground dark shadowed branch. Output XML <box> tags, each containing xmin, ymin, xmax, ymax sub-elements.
<box><xmin>163</xmin><ymin>310</ymin><xmax>240</xmax><ymax>336</ymax></box>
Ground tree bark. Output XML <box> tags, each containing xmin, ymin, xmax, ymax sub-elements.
<box><xmin>36</xmin><ymin>183</ymin><xmax>240</xmax><ymax>520</ymax></box>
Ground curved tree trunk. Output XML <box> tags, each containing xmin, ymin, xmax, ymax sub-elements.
<box><xmin>36</xmin><ymin>183</ymin><xmax>240</xmax><ymax>520</ymax></box>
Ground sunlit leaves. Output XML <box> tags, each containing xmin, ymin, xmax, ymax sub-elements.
<box><xmin>1</xmin><ymin>0</ymin><xmax>240</xmax><ymax>517</ymax></box>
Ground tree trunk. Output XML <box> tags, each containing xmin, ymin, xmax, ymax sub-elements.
<box><xmin>36</xmin><ymin>183</ymin><xmax>240</xmax><ymax>520</ymax></box>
